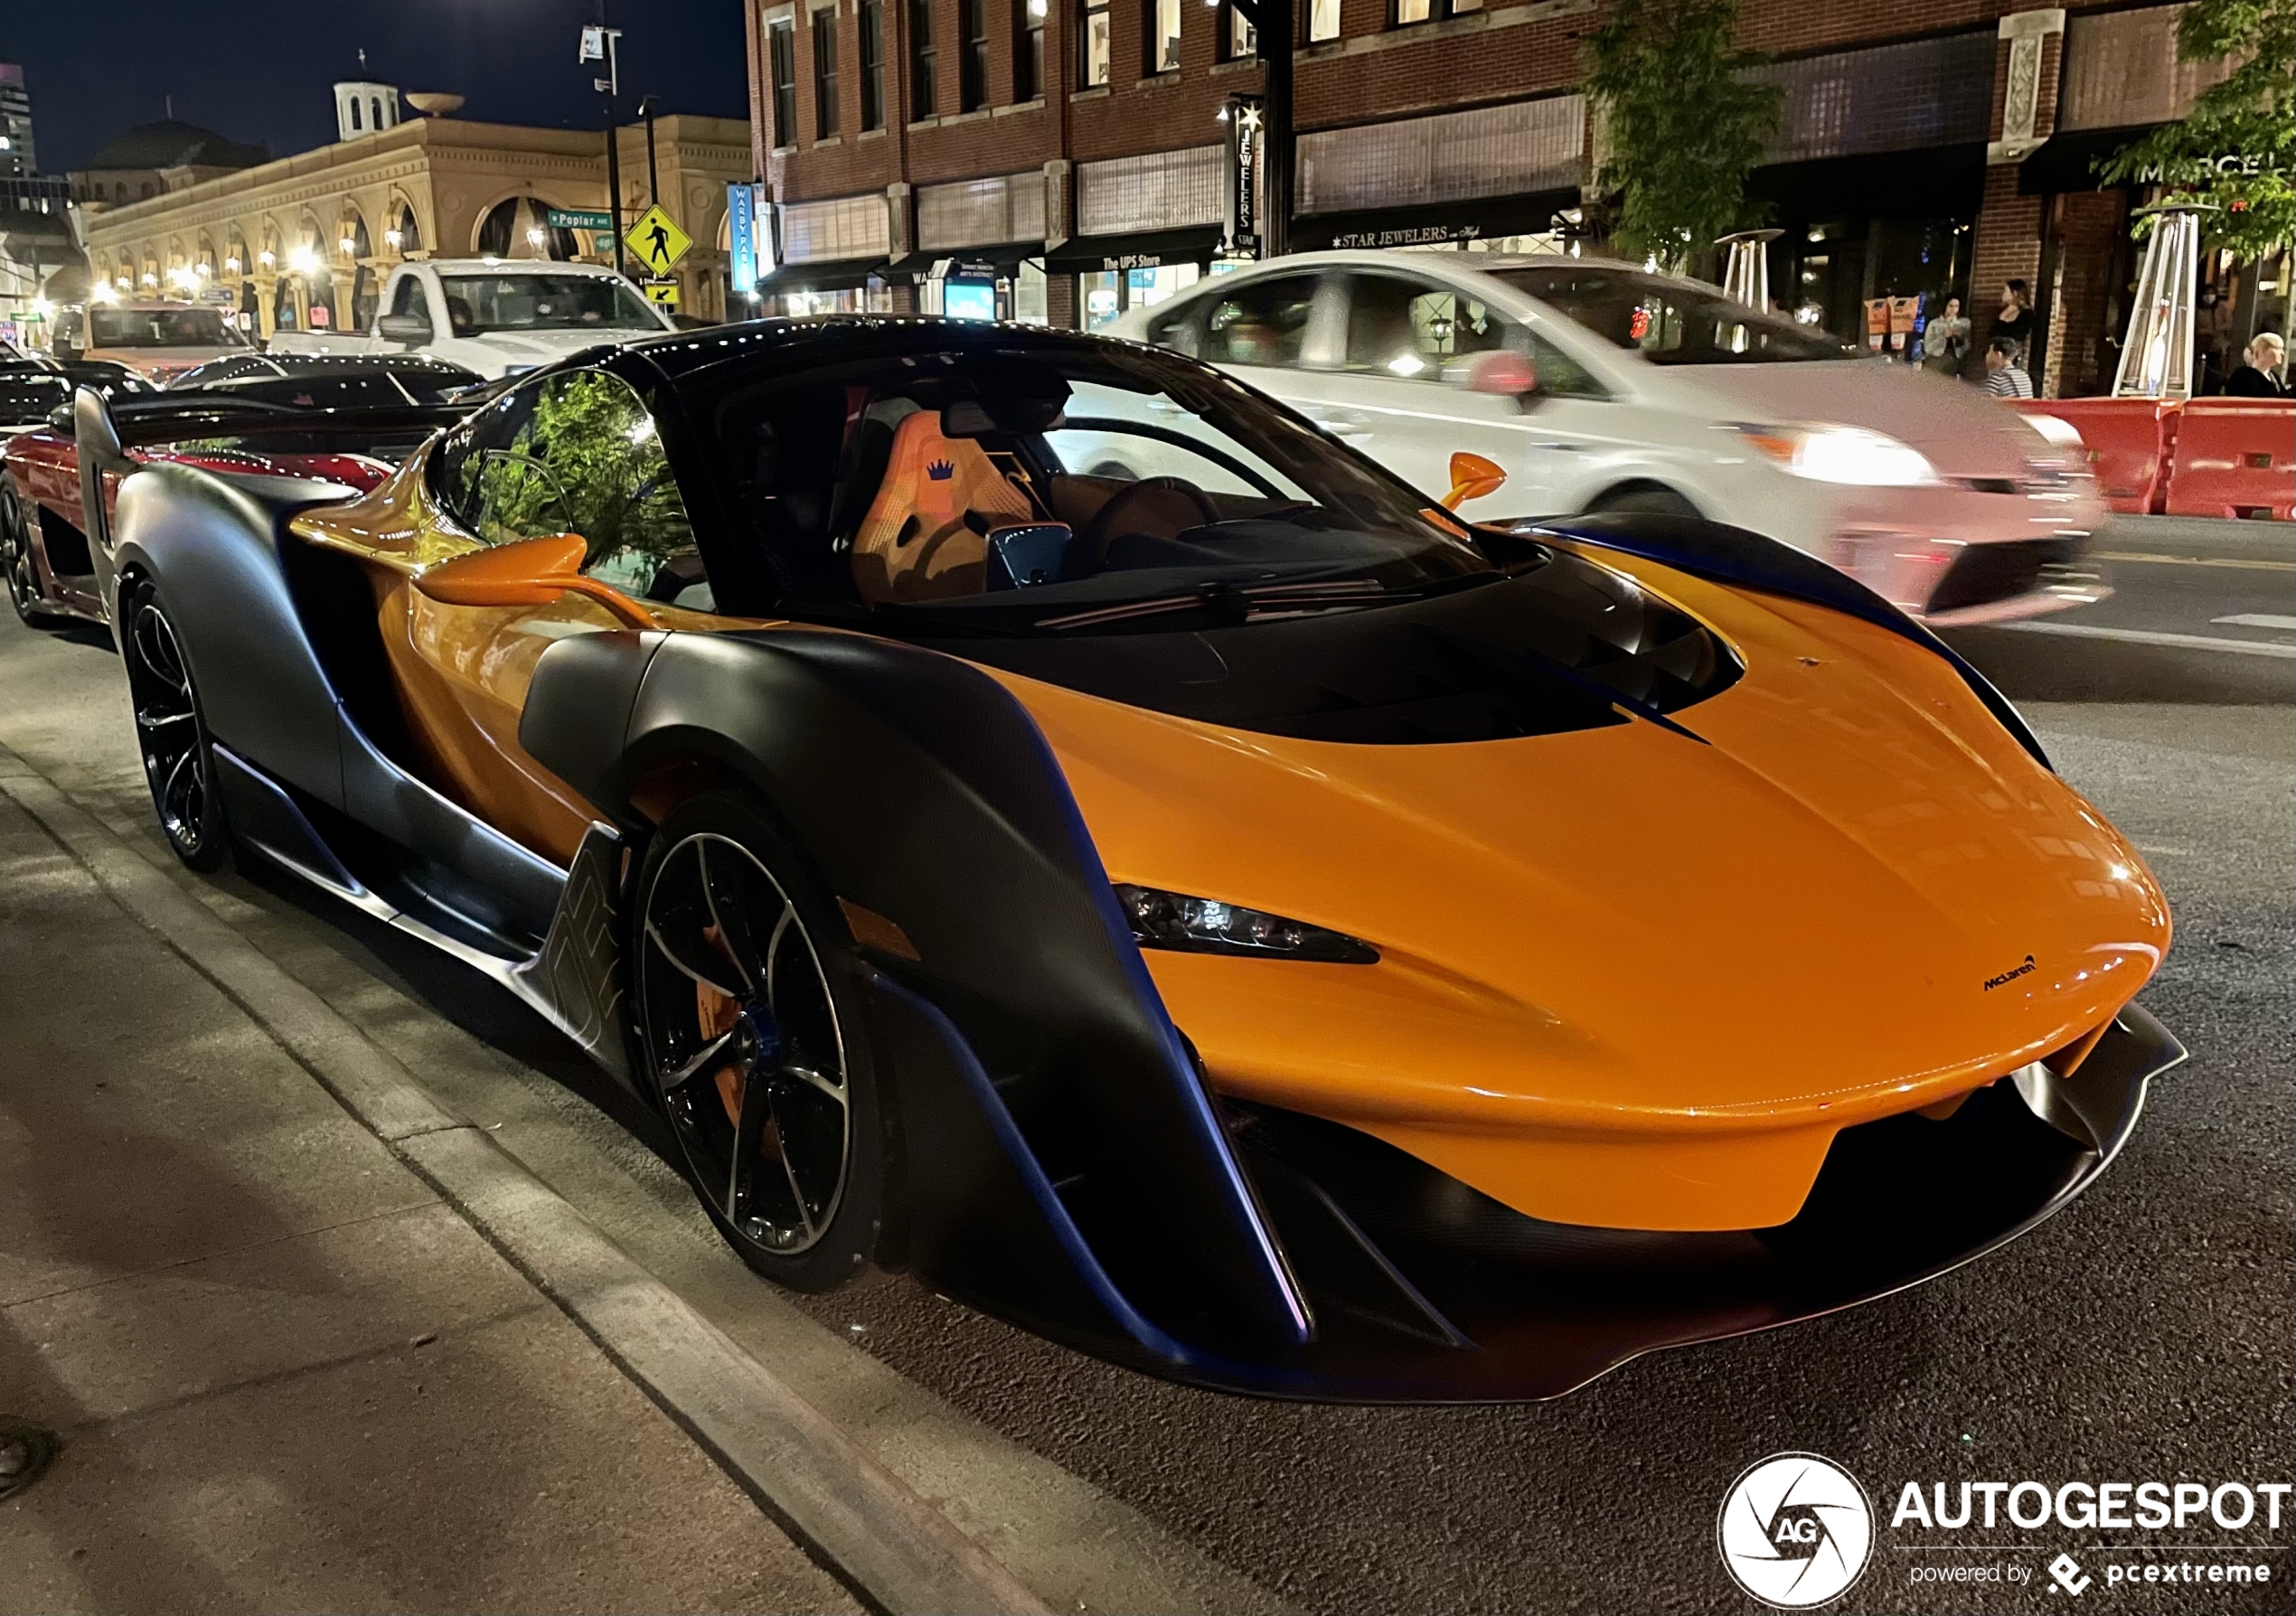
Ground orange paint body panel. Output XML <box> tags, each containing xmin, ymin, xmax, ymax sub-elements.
<box><xmin>993</xmin><ymin>546</ymin><xmax>2169</xmax><ymax>1231</ymax></box>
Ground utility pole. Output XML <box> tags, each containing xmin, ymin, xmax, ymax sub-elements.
<box><xmin>1230</xmin><ymin>0</ymin><xmax>1293</xmax><ymax>258</ymax></box>
<box><xmin>583</xmin><ymin>4</ymin><xmax>627</xmax><ymax>275</ymax></box>
<box><xmin>637</xmin><ymin>95</ymin><xmax>662</xmax><ymax>208</ymax></box>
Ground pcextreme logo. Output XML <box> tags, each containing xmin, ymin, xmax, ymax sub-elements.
<box><xmin>1717</xmin><ymin>1452</ymin><xmax>1876</xmax><ymax>1609</ymax></box>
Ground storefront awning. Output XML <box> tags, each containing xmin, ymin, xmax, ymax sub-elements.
<box><xmin>1289</xmin><ymin>189</ymin><xmax>1580</xmax><ymax>252</ymax></box>
<box><xmin>884</xmin><ymin>242</ymin><xmax>1046</xmax><ymax>277</ymax></box>
<box><xmin>1746</xmin><ymin>144</ymin><xmax>1986</xmax><ymax>220</ymax></box>
<box><xmin>760</xmin><ymin>256</ymin><xmax>889</xmax><ymax>294</ymax></box>
<box><xmin>1042</xmin><ymin>225</ymin><xmax>1225</xmax><ymax>275</ymax></box>
<box><xmin>2015</xmin><ymin>127</ymin><xmax>2146</xmax><ymax>197</ymax></box>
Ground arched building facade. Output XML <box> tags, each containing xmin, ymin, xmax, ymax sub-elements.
<box><xmin>78</xmin><ymin>113</ymin><xmax>751</xmax><ymax>338</ymax></box>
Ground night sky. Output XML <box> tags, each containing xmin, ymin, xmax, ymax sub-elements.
<box><xmin>5</xmin><ymin>0</ymin><xmax>751</xmax><ymax>174</ymax></box>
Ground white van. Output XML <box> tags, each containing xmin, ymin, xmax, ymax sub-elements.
<box><xmin>269</xmin><ymin>258</ymin><xmax>672</xmax><ymax>380</ymax></box>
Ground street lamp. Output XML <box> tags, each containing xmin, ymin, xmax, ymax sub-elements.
<box><xmin>581</xmin><ymin>7</ymin><xmax>628</xmax><ymax>276</ymax></box>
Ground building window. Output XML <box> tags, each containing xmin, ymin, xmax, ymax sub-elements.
<box><xmin>961</xmin><ymin>0</ymin><xmax>989</xmax><ymax>109</ymax></box>
<box><xmin>1080</xmin><ymin>0</ymin><xmax>1111</xmax><ymax>86</ymax></box>
<box><xmin>860</xmin><ymin>0</ymin><xmax>886</xmax><ymax>127</ymax></box>
<box><xmin>1148</xmin><ymin>0</ymin><xmax>1181</xmax><ymax>72</ymax></box>
<box><xmin>1307</xmin><ymin>0</ymin><xmax>1340</xmax><ymax>41</ymax></box>
<box><xmin>1394</xmin><ymin>0</ymin><xmax>1476</xmax><ymax>23</ymax></box>
<box><xmin>1014</xmin><ymin>0</ymin><xmax>1046</xmax><ymax>99</ymax></box>
<box><xmin>814</xmin><ymin>6</ymin><xmax>842</xmax><ymax>136</ymax></box>
<box><xmin>769</xmin><ymin>18</ymin><xmax>798</xmax><ymax>146</ymax></box>
<box><xmin>1218</xmin><ymin>0</ymin><xmax>1255</xmax><ymax>59</ymax></box>
<box><xmin>909</xmin><ymin>0</ymin><xmax>937</xmax><ymax>118</ymax></box>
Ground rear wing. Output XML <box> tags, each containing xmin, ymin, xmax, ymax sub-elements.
<box><xmin>72</xmin><ymin>385</ymin><xmax>466</xmax><ymax>555</ymax></box>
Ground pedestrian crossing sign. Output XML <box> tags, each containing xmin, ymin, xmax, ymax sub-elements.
<box><xmin>626</xmin><ymin>204</ymin><xmax>692</xmax><ymax>275</ymax></box>
<box><xmin>642</xmin><ymin>278</ymin><xmax>681</xmax><ymax>309</ymax></box>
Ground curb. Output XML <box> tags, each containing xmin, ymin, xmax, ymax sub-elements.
<box><xmin>1</xmin><ymin>759</ymin><xmax>1050</xmax><ymax>1616</ymax></box>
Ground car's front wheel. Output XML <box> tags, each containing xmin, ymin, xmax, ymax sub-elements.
<box><xmin>1588</xmin><ymin>484</ymin><xmax>1701</xmax><ymax>520</ymax></box>
<box><xmin>1</xmin><ymin>477</ymin><xmax>57</xmax><ymax>627</ymax></box>
<box><xmin>628</xmin><ymin>791</ymin><xmax>887</xmax><ymax>1292</ymax></box>
<box><xmin>122</xmin><ymin>580</ymin><xmax>231</xmax><ymax>871</ymax></box>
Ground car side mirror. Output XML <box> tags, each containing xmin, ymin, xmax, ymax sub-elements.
<box><xmin>1441</xmin><ymin>451</ymin><xmax>1507</xmax><ymax>512</ymax></box>
<box><xmin>1450</xmin><ymin>349</ymin><xmax>1541</xmax><ymax>406</ymax></box>
<box><xmin>378</xmin><ymin>312</ymin><xmax>433</xmax><ymax>344</ymax></box>
<box><xmin>412</xmin><ymin>533</ymin><xmax>654</xmax><ymax>628</ymax></box>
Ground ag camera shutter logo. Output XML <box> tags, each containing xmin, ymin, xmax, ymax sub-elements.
<box><xmin>1717</xmin><ymin>1452</ymin><xmax>1876</xmax><ymax>1608</ymax></box>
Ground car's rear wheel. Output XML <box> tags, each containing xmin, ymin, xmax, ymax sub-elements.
<box><xmin>122</xmin><ymin>581</ymin><xmax>231</xmax><ymax>871</ymax></box>
<box><xmin>1589</xmin><ymin>484</ymin><xmax>1701</xmax><ymax>520</ymax></box>
<box><xmin>629</xmin><ymin>791</ymin><xmax>885</xmax><ymax>1292</ymax></box>
<box><xmin>1</xmin><ymin>478</ymin><xmax>57</xmax><ymax>627</ymax></box>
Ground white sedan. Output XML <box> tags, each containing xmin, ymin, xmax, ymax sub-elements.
<box><xmin>1107</xmin><ymin>252</ymin><xmax>2107</xmax><ymax>625</ymax></box>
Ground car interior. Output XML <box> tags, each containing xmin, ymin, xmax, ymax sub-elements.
<box><xmin>709</xmin><ymin>351</ymin><xmax>1458</xmax><ymax>618</ymax></box>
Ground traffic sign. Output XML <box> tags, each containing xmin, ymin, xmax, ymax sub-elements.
<box><xmin>547</xmin><ymin>208</ymin><xmax>613</xmax><ymax>232</ymax></box>
<box><xmin>641</xmin><ymin>277</ymin><xmax>681</xmax><ymax>309</ymax></box>
<box><xmin>626</xmin><ymin>204</ymin><xmax>692</xmax><ymax>276</ymax></box>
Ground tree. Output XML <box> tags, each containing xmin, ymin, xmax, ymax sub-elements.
<box><xmin>1583</xmin><ymin>0</ymin><xmax>1783</xmax><ymax>273</ymax></box>
<box><xmin>2099</xmin><ymin>0</ymin><xmax>2295</xmax><ymax>259</ymax></box>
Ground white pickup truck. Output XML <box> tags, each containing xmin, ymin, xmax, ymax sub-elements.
<box><xmin>269</xmin><ymin>258</ymin><xmax>673</xmax><ymax>380</ymax></box>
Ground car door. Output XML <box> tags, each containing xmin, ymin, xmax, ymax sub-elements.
<box><xmin>1322</xmin><ymin>270</ymin><xmax>1620</xmax><ymax>519</ymax></box>
<box><xmin>397</xmin><ymin>366</ymin><xmax>717</xmax><ymax>862</ymax></box>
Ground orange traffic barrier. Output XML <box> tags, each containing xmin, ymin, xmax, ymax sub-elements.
<box><xmin>2012</xmin><ymin>398</ymin><xmax>2178</xmax><ymax>514</ymax></box>
<box><xmin>2162</xmin><ymin>399</ymin><xmax>2295</xmax><ymax>521</ymax></box>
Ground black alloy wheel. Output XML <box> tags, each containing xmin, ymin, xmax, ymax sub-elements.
<box><xmin>123</xmin><ymin>582</ymin><xmax>231</xmax><ymax>871</ymax></box>
<box><xmin>631</xmin><ymin>793</ymin><xmax>885</xmax><ymax>1291</ymax></box>
<box><xmin>1589</xmin><ymin>484</ymin><xmax>1701</xmax><ymax>520</ymax></box>
<box><xmin>0</xmin><ymin>478</ymin><xmax>53</xmax><ymax>626</ymax></box>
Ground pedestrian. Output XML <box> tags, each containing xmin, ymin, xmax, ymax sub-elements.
<box><xmin>1923</xmin><ymin>296</ymin><xmax>1971</xmax><ymax>375</ymax></box>
<box><xmin>1992</xmin><ymin>278</ymin><xmax>2034</xmax><ymax>362</ymax></box>
<box><xmin>1982</xmin><ymin>336</ymin><xmax>2033</xmax><ymax>399</ymax></box>
<box><xmin>2224</xmin><ymin>332</ymin><xmax>2289</xmax><ymax>398</ymax></box>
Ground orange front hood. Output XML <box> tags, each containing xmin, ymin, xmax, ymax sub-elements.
<box><xmin>986</xmin><ymin>555</ymin><xmax>2169</xmax><ymax>1229</ymax></box>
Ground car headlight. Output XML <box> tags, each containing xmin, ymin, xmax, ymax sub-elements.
<box><xmin>1736</xmin><ymin>423</ymin><xmax>1939</xmax><ymax>486</ymax></box>
<box><xmin>1114</xmin><ymin>884</ymin><xmax>1379</xmax><ymax>964</ymax></box>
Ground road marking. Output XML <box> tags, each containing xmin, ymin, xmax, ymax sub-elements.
<box><xmin>1999</xmin><ymin>621</ymin><xmax>2296</xmax><ymax>659</ymax></box>
<box><xmin>2095</xmin><ymin>550</ymin><xmax>2296</xmax><ymax>572</ymax></box>
<box><xmin>2213</xmin><ymin>612</ymin><xmax>2296</xmax><ymax>630</ymax></box>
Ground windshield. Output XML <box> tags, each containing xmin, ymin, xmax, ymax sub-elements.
<box><xmin>701</xmin><ymin>335</ymin><xmax>1493</xmax><ymax>631</ymax></box>
<box><xmin>89</xmin><ymin>307</ymin><xmax>247</xmax><ymax>350</ymax></box>
<box><xmin>0</xmin><ymin>370</ymin><xmax>71</xmax><ymax>426</ymax></box>
<box><xmin>439</xmin><ymin>273</ymin><xmax>662</xmax><ymax>335</ymax></box>
<box><xmin>1492</xmin><ymin>266</ymin><xmax>1857</xmax><ymax>364</ymax></box>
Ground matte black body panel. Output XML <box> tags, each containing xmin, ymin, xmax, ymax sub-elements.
<box><xmin>522</xmin><ymin>626</ymin><xmax>1313</xmax><ymax>1352</ymax></box>
<box><xmin>1541</xmin><ymin>511</ymin><xmax>2053</xmax><ymax>768</ymax></box>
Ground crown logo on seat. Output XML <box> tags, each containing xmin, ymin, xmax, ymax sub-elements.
<box><xmin>927</xmin><ymin>459</ymin><xmax>955</xmax><ymax>481</ymax></box>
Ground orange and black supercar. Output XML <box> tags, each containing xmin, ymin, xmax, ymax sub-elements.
<box><xmin>78</xmin><ymin>318</ymin><xmax>2179</xmax><ymax>1401</ymax></box>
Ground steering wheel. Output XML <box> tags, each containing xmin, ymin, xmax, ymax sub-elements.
<box><xmin>1077</xmin><ymin>475</ymin><xmax>1221</xmax><ymax>567</ymax></box>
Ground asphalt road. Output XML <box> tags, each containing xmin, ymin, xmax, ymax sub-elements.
<box><xmin>1</xmin><ymin>515</ymin><xmax>2287</xmax><ymax>1614</ymax></box>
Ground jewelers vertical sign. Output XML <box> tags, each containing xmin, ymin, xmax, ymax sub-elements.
<box><xmin>1223</xmin><ymin>96</ymin><xmax>1266</xmax><ymax>259</ymax></box>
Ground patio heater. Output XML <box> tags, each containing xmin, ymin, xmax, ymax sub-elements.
<box><xmin>2112</xmin><ymin>202</ymin><xmax>2211</xmax><ymax>399</ymax></box>
<box><xmin>1717</xmin><ymin>229</ymin><xmax>1783</xmax><ymax>310</ymax></box>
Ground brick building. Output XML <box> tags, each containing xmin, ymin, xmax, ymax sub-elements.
<box><xmin>740</xmin><ymin>0</ymin><xmax>2287</xmax><ymax>396</ymax></box>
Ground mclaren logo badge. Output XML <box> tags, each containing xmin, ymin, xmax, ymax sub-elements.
<box><xmin>1982</xmin><ymin>954</ymin><xmax>2038</xmax><ymax>991</ymax></box>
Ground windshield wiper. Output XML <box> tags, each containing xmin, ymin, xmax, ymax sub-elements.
<box><xmin>1036</xmin><ymin>573</ymin><xmax>1508</xmax><ymax>632</ymax></box>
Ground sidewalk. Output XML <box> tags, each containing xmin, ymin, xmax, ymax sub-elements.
<box><xmin>0</xmin><ymin>783</ymin><xmax>859</xmax><ymax>1614</ymax></box>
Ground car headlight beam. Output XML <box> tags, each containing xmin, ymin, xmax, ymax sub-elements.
<box><xmin>1737</xmin><ymin>422</ymin><xmax>1939</xmax><ymax>487</ymax></box>
<box><xmin>1115</xmin><ymin>884</ymin><xmax>1379</xmax><ymax>964</ymax></box>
